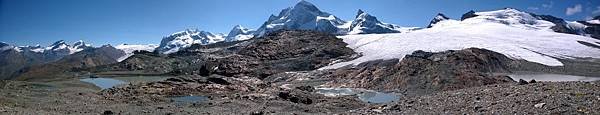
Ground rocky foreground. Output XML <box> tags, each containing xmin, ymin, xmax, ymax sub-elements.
<box><xmin>1</xmin><ymin>79</ymin><xmax>598</xmax><ymax>114</ymax></box>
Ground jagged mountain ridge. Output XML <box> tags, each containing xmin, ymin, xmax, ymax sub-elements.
<box><xmin>157</xmin><ymin>1</ymin><xmax>414</xmax><ymax>54</ymax></box>
<box><xmin>0</xmin><ymin>40</ymin><xmax>128</xmax><ymax>80</ymax></box>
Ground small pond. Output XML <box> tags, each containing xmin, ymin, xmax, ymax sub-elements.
<box><xmin>316</xmin><ymin>88</ymin><xmax>399</xmax><ymax>103</ymax></box>
<box><xmin>170</xmin><ymin>95</ymin><xmax>208</xmax><ymax>106</ymax></box>
<box><xmin>80</xmin><ymin>78</ymin><xmax>125</xmax><ymax>90</ymax></box>
<box><xmin>80</xmin><ymin>76</ymin><xmax>172</xmax><ymax>90</ymax></box>
<box><xmin>508</xmin><ymin>73</ymin><xmax>600</xmax><ymax>82</ymax></box>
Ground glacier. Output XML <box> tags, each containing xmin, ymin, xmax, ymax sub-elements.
<box><xmin>322</xmin><ymin>9</ymin><xmax>600</xmax><ymax>69</ymax></box>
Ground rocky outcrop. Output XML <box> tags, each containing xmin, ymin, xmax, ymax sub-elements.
<box><xmin>323</xmin><ymin>48</ymin><xmax>515</xmax><ymax>95</ymax></box>
<box><xmin>531</xmin><ymin>14</ymin><xmax>577</xmax><ymax>34</ymax></box>
<box><xmin>461</xmin><ymin>10</ymin><xmax>477</xmax><ymax>20</ymax></box>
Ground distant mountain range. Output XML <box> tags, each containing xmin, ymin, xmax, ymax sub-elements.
<box><xmin>1</xmin><ymin>1</ymin><xmax>599</xmax><ymax>80</ymax></box>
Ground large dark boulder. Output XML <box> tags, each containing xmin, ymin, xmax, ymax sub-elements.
<box><xmin>324</xmin><ymin>48</ymin><xmax>515</xmax><ymax>95</ymax></box>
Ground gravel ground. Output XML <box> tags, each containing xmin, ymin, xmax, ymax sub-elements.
<box><xmin>1</xmin><ymin>78</ymin><xmax>600</xmax><ymax>114</ymax></box>
<box><xmin>352</xmin><ymin>81</ymin><xmax>600</xmax><ymax>114</ymax></box>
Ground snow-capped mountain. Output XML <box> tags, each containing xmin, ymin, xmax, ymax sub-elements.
<box><xmin>254</xmin><ymin>0</ymin><xmax>348</xmax><ymax>36</ymax></box>
<box><xmin>459</xmin><ymin>8</ymin><xmax>555</xmax><ymax>31</ymax></box>
<box><xmin>42</xmin><ymin>40</ymin><xmax>93</xmax><ymax>54</ymax></box>
<box><xmin>115</xmin><ymin>44</ymin><xmax>158</xmax><ymax>62</ymax></box>
<box><xmin>225</xmin><ymin>25</ymin><xmax>255</xmax><ymax>42</ymax></box>
<box><xmin>323</xmin><ymin>8</ymin><xmax>600</xmax><ymax>69</ymax></box>
<box><xmin>0</xmin><ymin>40</ymin><xmax>94</xmax><ymax>61</ymax></box>
<box><xmin>348</xmin><ymin>9</ymin><xmax>413</xmax><ymax>34</ymax></box>
<box><xmin>427</xmin><ymin>13</ymin><xmax>450</xmax><ymax>28</ymax></box>
<box><xmin>455</xmin><ymin>8</ymin><xmax>599</xmax><ymax>39</ymax></box>
<box><xmin>0</xmin><ymin>42</ymin><xmax>14</xmax><ymax>51</ymax></box>
<box><xmin>0</xmin><ymin>40</ymin><xmax>122</xmax><ymax>79</ymax></box>
<box><xmin>156</xmin><ymin>29</ymin><xmax>225</xmax><ymax>54</ymax></box>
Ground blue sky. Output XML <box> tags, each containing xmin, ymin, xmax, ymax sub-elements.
<box><xmin>1</xmin><ymin>0</ymin><xmax>599</xmax><ymax>46</ymax></box>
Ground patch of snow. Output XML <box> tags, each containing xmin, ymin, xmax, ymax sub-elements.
<box><xmin>13</xmin><ymin>47</ymin><xmax>22</xmax><ymax>52</ymax></box>
<box><xmin>30</xmin><ymin>48</ymin><xmax>44</xmax><ymax>53</ymax></box>
<box><xmin>115</xmin><ymin>44</ymin><xmax>158</xmax><ymax>62</ymax></box>
<box><xmin>316</xmin><ymin>15</ymin><xmax>336</xmax><ymax>21</ymax></box>
<box><xmin>587</xmin><ymin>20</ymin><xmax>600</xmax><ymax>24</ymax></box>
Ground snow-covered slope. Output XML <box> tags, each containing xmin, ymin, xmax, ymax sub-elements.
<box><xmin>348</xmin><ymin>9</ymin><xmax>413</xmax><ymax>34</ymax></box>
<box><xmin>225</xmin><ymin>25</ymin><xmax>255</xmax><ymax>42</ymax></box>
<box><xmin>156</xmin><ymin>29</ymin><xmax>225</xmax><ymax>54</ymax></box>
<box><xmin>323</xmin><ymin>10</ymin><xmax>600</xmax><ymax>69</ymax></box>
<box><xmin>115</xmin><ymin>44</ymin><xmax>158</xmax><ymax>62</ymax></box>
<box><xmin>254</xmin><ymin>0</ymin><xmax>348</xmax><ymax>36</ymax></box>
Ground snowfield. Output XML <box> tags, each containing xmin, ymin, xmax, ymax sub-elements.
<box><xmin>322</xmin><ymin>20</ymin><xmax>600</xmax><ymax>69</ymax></box>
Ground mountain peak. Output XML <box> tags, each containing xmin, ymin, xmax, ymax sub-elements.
<box><xmin>356</xmin><ymin>9</ymin><xmax>365</xmax><ymax>18</ymax></box>
<box><xmin>72</xmin><ymin>40</ymin><xmax>92</xmax><ymax>50</ymax></box>
<box><xmin>461</xmin><ymin>10</ymin><xmax>477</xmax><ymax>20</ymax></box>
<box><xmin>233</xmin><ymin>25</ymin><xmax>243</xmax><ymax>29</ymax></box>
<box><xmin>294</xmin><ymin>0</ymin><xmax>318</xmax><ymax>11</ymax></box>
<box><xmin>51</xmin><ymin>40</ymin><xmax>66</xmax><ymax>46</ymax></box>
<box><xmin>428</xmin><ymin>13</ymin><xmax>450</xmax><ymax>28</ymax></box>
<box><xmin>435</xmin><ymin>13</ymin><xmax>449</xmax><ymax>20</ymax></box>
<box><xmin>289</xmin><ymin>0</ymin><xmax>325</xmax><ymax>16</ymax></box>
<box><xmin>349</xmin><ymin>9</ymin><xmax>406</xmax><ymax>34</ymax></box>
<box><xmin>254</xmin><ymin>0</ymin><xmax>345</xmax><ymax>36</ymax></box>
<box><xmin>73</xmin><ymin>40</ymin><xmax>85</xmax><ymax>46</ymax></box>
<box><xmin>226</xmin><ymin>25</ymin><xmax>255</xmax><ymax>42</ymax></box>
